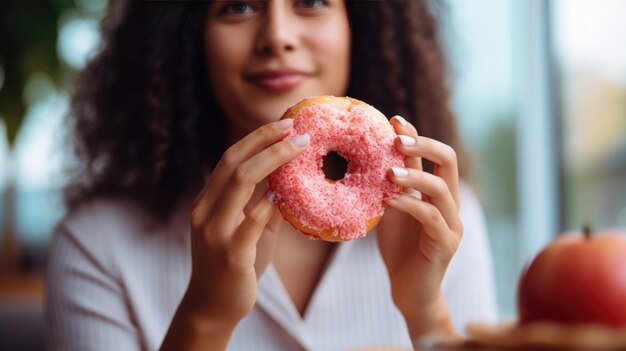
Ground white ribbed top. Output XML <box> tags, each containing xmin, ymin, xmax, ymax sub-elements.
<box><xmin>45</xmin><ymin>183</ymin><xmax>498</xmax><ymax>351</ymax></box>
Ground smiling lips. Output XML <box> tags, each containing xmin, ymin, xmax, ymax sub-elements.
<box><xmin>244</xmin><ymin>69</ymin><xmax>310</xmax><ymax>93</ymax></box>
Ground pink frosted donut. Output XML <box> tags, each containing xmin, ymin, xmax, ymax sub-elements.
<box><xmin>268</xmin><ymin>96</ymin><xmax>405</xmax><ymax>242</ymax></box>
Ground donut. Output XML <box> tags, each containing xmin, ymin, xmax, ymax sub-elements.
<box><xmin>267</xmin><ymin>96</ymin><xmax>405</xmax><ymax>242</ymax></box>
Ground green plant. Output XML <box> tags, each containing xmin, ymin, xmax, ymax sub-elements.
<box><xmin>0</xmin><ymin>0</ymin><xmax>73</xmax><ymax>145</ymax></box>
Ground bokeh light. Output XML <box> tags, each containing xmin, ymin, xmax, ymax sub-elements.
<box><xmin>74</xmin><ymin>0</ymin><xmax>107</xmax><ymax>15</ymax></box>
<box><xmin>22</xmin><ymin>73</ymin><xmax>56</xmax><ymax>107</ymax></box>
<box><xmin>57</xmin><ymin>10</ymin><xmax>100</xmax><ymax>69</ymax></box>
<box><xmin>14</xmin><ymin>87</ymin><xmax>67</xmax><ymax>190</ymax></box>
<box><xmin>554</xmin><ymin>0</ymin><xmax>626</xmax><ymax>82</ymax></box>
<box><xmin>13</xmin><ymin>90</ymin><xmax>68</xmax><ymax>245</ymax></box>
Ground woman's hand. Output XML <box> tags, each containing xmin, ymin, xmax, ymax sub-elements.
<box><xmin>377</xmin><ymin>115</ymin><xmax>463</xmax><ymax>342</ymax></box>
<box><xmin>161</xmin><ymin>119</ymin><xmax>309</xmax><ymax>351</ymax></box>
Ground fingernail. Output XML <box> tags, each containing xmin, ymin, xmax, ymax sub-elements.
<box><xmin>391</xmin><ymin>166</ymin><xmax>409</xmax><ymax>177</ymax></box>
<box><xmin>290</xmin><ymin>134</ymin><xmax>310</xmax><ymax>148</ymax></box>
<box><xmin>398</xmin><ymin>135</ymin><xmax>416</xmax><ymax>146</ymax></box>
<box><xmin>267</xmin><ymin>190</ymin><xmax>277</xmax><ymax>203</ymax></box>
<box><xmin>274</xmin><ymin>118</ymin><xmax>293</xmax><ymax>130</ymax></box>
<box><xmin>392</xmin><ymin>115</ymin><xmax>409</xmax><ymax>127</ymax></box>
<box><xmin>407</xmin><ymin>189</ymin><xmax>423</xmax><ymax>200</ymax></box>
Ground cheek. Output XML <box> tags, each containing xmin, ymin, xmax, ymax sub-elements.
<box><xmin>328</xmin><ymin>30</ymin><xmax>350</xmax><ymax>67</ymax></box>
<box><xmin>309</xmin><ymin>19</ymin><xmax>351</xmax><ymax>88</ymax></box>
<box><xmin>204</xmin><ymin>27</ymin><xmax>249</xmax><ymax>87</ymax></box>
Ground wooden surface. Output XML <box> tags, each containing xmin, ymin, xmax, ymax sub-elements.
<box><xmin>0</xmin><ymin>272</ymin><xmax>44</xmax><ymax>301</ymax></box>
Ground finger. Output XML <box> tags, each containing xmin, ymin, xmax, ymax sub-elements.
<box><xmin>393</xmin><ymin>135</ymin><xmax>460</xmax><ymax>210</ymax></box>
<box><xmin>254</xmin><ymin>206</ymin><xmax>282</xmax><ymax>278</ymax></box>
<box><xmin>213</xmin><ymin>134</ymin><xmax>310</xmax><ymax>231</ymax></box>
<box><xmin>389</xmin><ymin>167</ymin><xmax>462</xmax><ymax>232</ymax></box>
<box><xmin>390</xmin><ymin>115</ymin><xmax>419</xmax><ymax>138</ymax></box>
<box><xmin>390</xmin><ymin>115</ymin><xmax>422</xmax><ymax>172</ymax></box>
<box><xmin>240</xmin><ymin>184</ymin><xmax>271</xmax><ymax>226</ymax></box>
<box><xmin>230</xmin><ymin>190</ymin><xmax>278</xmax><ymax>256</ymax></box>
<box><xmin>192</xmin><ymin>119</ymin><xmax>294</xmax><ymax>221</ymax></box>
<box><xmin>385</xmin><ymin>193</ymin><xmax>457</xmax><ymax>244</ymax></box>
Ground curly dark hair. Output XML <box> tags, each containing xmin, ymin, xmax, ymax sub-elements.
<box><xmin>66</xmin><ymin>0</ymin><xmax>461</xmax><ymax>219</ymax></box>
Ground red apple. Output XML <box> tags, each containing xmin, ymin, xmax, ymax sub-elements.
<box><xmin>518</xmin><ymin>227</ymin><xmax>626</xmax><ymax>326</ymax></box>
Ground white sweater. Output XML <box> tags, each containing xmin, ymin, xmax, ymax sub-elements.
<box><xmin>45</xmin><ymin>183</ymin><xmax>498</xmax><ymax>351</ymax></box>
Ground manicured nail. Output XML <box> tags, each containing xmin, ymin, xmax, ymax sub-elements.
<box><xmin>274</xmin><ymin>118</ymin><xmax>293</xmax><ymax>130</ymax></box>
<box><xmin>398</xmin><ymin>135</ymin><xmax>416</xmax><ymax>146</ymax></box>
<box><xmin>391</xmin><ymin>167</ymin><xmax>409</xmax><ymax>177</ymax></box>
<box><xmin>392</xmin><ymin>115</ymin><xmax>409</xmax><ymax>127</ymax></box>
<box><xmin>290</xmin><ymin>134</ymin><xmax>310</xmax><ymax>148</ymax></box>
<box><xmin>267</xmin><ymin>190</ymin><xmax>277</xmax><ymax>203</ymax></box>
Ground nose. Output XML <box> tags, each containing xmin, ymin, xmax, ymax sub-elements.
<box><xmin>254</xmin><ymin>2</ymin><xmax>298</xmax><ymax>56</ymax></box>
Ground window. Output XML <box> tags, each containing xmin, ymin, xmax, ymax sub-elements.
<box><xmin>552</xmin><ymin>0</ymin><xmax>626</xmax><ymax>233</ymax></box>
<box><xmin>447</xmin><ymin>0</ymin><xmax>626</xmax><ymax>320</ymax></box>
<box><xmin>446</xmin><ymin>0</ymin><xmax>560</xmax><ymax>318</ymax></box>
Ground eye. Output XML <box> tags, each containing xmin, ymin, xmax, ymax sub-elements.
<box><xmin>294</xmin><ymin>0</ymin><xmax>329</xmax><ymax>10</ymax></box>
<box><xmin>217</xmin><ymin>1</ymin><xmax>256</xmax><ymax>16</ymax></box>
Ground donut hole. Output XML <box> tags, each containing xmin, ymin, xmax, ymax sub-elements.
<box><xmin>322</xmin><ymin>151</ymin><xmax>349</xmax><ymax>181</ymax></box>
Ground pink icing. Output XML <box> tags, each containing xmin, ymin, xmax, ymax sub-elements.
<box><xmin>267</xmin><ymin>101</ymin><xmax>405</xmax><ymax>241</ymax></box>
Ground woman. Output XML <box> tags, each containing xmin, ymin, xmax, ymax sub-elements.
<box><xmin>46</xmin><ymin>0</ymin><xmax>498</xmax><ymax>350</ymax></box>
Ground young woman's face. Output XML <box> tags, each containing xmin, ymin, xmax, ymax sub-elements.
<box><xmin>204</xmin><ymin>0</ymin><xmax>351</xmax><ymax>137</ymax></box>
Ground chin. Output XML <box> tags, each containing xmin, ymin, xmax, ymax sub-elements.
<box><xmin>245</xmin><ymin>96</ymin><xmax>300</xmax><ymax>122</ymax></box>
<box><xmin>235</xmin><ymin>86</ymin><xmax>341</xmax><ymax>127</ymax></box>
<box><xmin>233</xmin><ymin>108</ymin><xmax>282</xmax><ymax>133</ymax></box>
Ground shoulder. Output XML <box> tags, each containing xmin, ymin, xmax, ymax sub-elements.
<box><xmin>58</xmin><ymin>194</ymin><xmax>191</xmax><ymax>242</ymax></box>
<box><xmin>50</xmin><ymin>196</ymin><xmax>190</xmax><ymax>283</ymax></box>
<box><xmin>447</xmin><ymin>179</ymin><xmax>493</xmax><ymax>273</ymax></box>
<box><xmin>458</xmin><ymin>179</ymin><xmax>482</xmax><ymax>210</ymax></box>
<box><xmin>444</xmin><ymin>180</ymin><xmax>499</xmax><ymax>323</ymax></box>
<box><xmin>59</xmin><ymin>197</ymin><xmax>155</xmax><ymax>242</ymax></box>
<box><xmin>458</xmin><ymin>179</ymin><xmax>485</xmax><ymax>228</ymax></box>
<box><xmin>49</xmin><ymin>198</ymin><xmax>151</xmax><ymax>275</ymax></box>
<box><xmin>451</xmin><ymin>179</ymin><xmax>491</xmax><ymax>266</ymax></box>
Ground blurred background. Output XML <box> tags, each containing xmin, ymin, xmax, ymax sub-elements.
<box><xmin>0</xmin><ymin>0</ymin><xmax>625</xmax><ymax>349</ymax></box>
